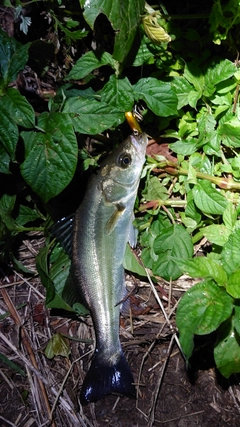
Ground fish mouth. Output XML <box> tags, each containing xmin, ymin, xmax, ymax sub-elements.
<box><xmin>130</xmin><ymin>133</ymin><xmax>148</xmax><ymax>158</ymax></box>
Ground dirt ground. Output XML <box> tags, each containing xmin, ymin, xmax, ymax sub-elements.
<box><xmin>1</xmin><ymin>234</ymin><xmax>240</xmax><ymax>427</ymax></box>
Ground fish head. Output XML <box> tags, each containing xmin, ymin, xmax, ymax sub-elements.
<box><xmin>100</xmin><ymin>133</ymin><xmax>148</xmax><ymax>190</ymax></box>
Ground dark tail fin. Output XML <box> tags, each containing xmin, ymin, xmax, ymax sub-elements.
<box><xmin>80</xmin><ymin>351</ymin><xmax>136</xmax><ymax>405</ymax></box>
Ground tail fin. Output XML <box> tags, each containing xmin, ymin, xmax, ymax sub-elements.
<box><xmin>80</xmin><ymin>351</ymin><xmax>136</xmax><ymax>405</ymax></box>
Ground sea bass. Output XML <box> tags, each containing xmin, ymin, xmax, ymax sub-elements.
<box><xmin>53</xmin><ymin>132</ymin><xmax>148</xmax><ymax>404</ymax></box>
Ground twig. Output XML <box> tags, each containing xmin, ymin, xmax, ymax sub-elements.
<box><xmin>0</xmin><ymin>287</ymin><xmax>55</xmax><ymax>426</ymax></box>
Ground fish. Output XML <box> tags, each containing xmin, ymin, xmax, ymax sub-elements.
<box><xmin>51</xmin><ymin>132</ymin><xmax>148</xmax><ymax>405</ymax></box>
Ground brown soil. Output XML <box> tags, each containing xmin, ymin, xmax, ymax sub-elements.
<box><xmin>1</xmin><ymin>234</ymin><xmax>240</xmax><ymax>427</ymax></box>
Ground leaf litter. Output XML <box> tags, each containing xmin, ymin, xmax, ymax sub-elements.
<box><xmin>1</xmin><ymin>233</ymin><xmax>240</xmax><ymax>426</ymax></box>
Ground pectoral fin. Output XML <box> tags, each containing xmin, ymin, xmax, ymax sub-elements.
<box><xmin>105</xmin><ymin>203</ymin><xmax>126</xmax><ymax>234</ymax></box>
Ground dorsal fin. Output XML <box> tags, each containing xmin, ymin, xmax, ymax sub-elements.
<box><xmin>49</xmin><ymin>214</ymin><xmax>74</xmax><ymax>257</ymax></box>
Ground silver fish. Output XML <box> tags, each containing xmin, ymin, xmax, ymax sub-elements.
<box><xmin>52</xmin><ymin>132</ymin><xmax>148</xmax><ymax>404</ymax></box>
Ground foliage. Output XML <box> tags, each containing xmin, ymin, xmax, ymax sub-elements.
<box><xmin>2</xmin><ymin>0</ymin><xmax>240</xmax><ymax>378</ymax></box>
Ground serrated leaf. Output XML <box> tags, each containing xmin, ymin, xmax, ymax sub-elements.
<box><xmin>176</xmin><ymin>257</ymin><xmax>227</xmax><ymax>287</ymax></box>
<box><xmin>5</xmin><ymin>88</ymin><xmax>35</xmax><ymax>128</ymax></box>
<box><xmin>20</xmin><ymin>112</ymin><xmax>78</xmax><ymax>202</ymax></box>
<box><xmin>152</xmin><ymin>224</ymin><xmax>193</xmax><ymax>280</ymax></box>
<box><xmin>101</xmin><ymin>75</ymin><xmax>134</xmax><ymax>111</ymax></box>
<box><xmin>45</xmin><ymin>333</ymin><xmax>70</xmax><ymax>359</ymax></box>
<box><xmin>0</xmin><ymin>99</ymin><xmax>18</xmax><ymax>159</ymax></box>
<box><xmin>123</xmin><ymin>244</ymin><xmax>147</xmax><ymax>277</ymax></box>
<box><xmin>133</xmin><ymin>78</ymin><xmax>178</xmax><ymax>116</ymax></box>
<box><xmin>214</xmin><ymin>317</ymin><xmax>240</xmax><ymax>378</ymax></box>
<box><xmin>80</xmin><ymin>0</ymin><xmax>145</xmax><ymax>63</ymax></box>
<box><xmin>204</xmin><ymin>59</ymin><xmax>236</xmax><ymax>91</ymax></box>
<box><xmin>192</xmin><ymin>180</ymin><xmax>228</xmax><ymax>215</ymax></box>
<box><xmin>67</xmin><ymin>51</ymin><xmax>116</xmax><ymax>80</ymax></box>
<box><xmin>176</xmin><ymin>280</ymin><xmax>233</xmax><ymax>359</ymax></box>
<box><xmin>63</xmin><ymin>98</ymin><xmax>124</xmax><ymax>133</ymax></box>
<box><xmin>221</xmin><ymin>229</ymin><xmax>240</xmax><ymax>275</ymax></box>
<box><xmin>170</xmin><ymin>138</ymin><xmax>199</xmax><ymax>156</ymax></box>
<box><xmin>0</xmin><ymin>194</ymin><xmax>18</xmax><ymax>231</ymax></box>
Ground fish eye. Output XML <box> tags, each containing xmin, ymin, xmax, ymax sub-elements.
<box><xmin>117</xmin><ymin>153</ymin><xmax>132</xmax><ymax>168</ymax></box>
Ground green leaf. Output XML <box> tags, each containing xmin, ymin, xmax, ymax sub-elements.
<box><xmin>123</xmin><ymin>244</ymin><xmax>147</xmax><ymax>277</ymax></box>
<box><xmin>0</xmin><ymin>28</ymin><xmax>29</xmax><ymax>85</ymax></box>
<box><xmin>226</xmin><ymin>270</ymin><xmax>240</xmax><ymax>298</ymax></box>
<box><xmin>214</xmin><ymin>317</ymin><xmax>240</xmax><ymax>378</ymax></box>
<box><xmin>176</xmin><ymin>280</ymin><xmax>233</xmax><ymax>359</ymax></box>
<box><xmin>0</xmin><ymin>144</ymin><xmax>11</xmax><ymax>174</ymax></box>
<box><xmin>5</xmin><ymin>88</ymin><xmax>35</xmax><ymax>128</ymax></box>
<box><xmin>204</xmin><ymin>59</ymin><xmax>236</xmax><ymax>94</ymax></box>
<box><xmin>101</xmin><ymin>75</ymin><xmax>134</xmax><ymax>111</ymax></box>
<box><xmin>192</xmin><ymin>180</ymin><xmax>228</xmax><ymax>215</ymax></box>
<box><xmin>0</xmin><ymin>99</ymin><xmax>18</xmax><ymax>159</ymax></box>
<box><xmin>143</xmin><ymin>176</ymin><xmax>169</xmax><ymax>201</ymax></box>
<box><xmin>66</xmin><ymin>51</ymin><xmax>116</xmax><ymax>80</ymax></box>
<box><xmin>45</xmin><ymin>333</ymin><xmax>70</xmax><ymax>359</ymax></box>
<box><xmin>176</xmin><ymin>257</ymin><xmax>227</xmax><ymax>287</ymax></box>
<box><xmin>202</xmin><ymin>224</ymin><xmax>230</xmax><ymax>246</ymax></box>
<box><xmin>184</xmin><ymin>61</ymin><xmax>204</xmax><ymax>93</ymax></box>
<box><xmin>221</xmin><ymin>229</ymin><xmax>240</xmax><ymax>275</ymax></box>
<box><xmin>152</xmin><ymin>224</ymin><xmax>193</xmax><ymax>280</ymax></box>
<box><xmin>218</xmin><ymin>117</ymin><xmax>240</xmax><ymax>148</ymax></box>
<box><xmin>16</xmin><ymin>205</ymin><xmax>40</xmax><ymax>226</ymax></box>
<box><xmin>20</xmin><ymin>112</ymin><xmax>78</xmax><ymax>202</ymax></box>
<box><xmin>133</xmin><ymin>78</ymin><xmax>178</xmax><ymax>117</ymax></box>
<box><xmin>172</xmin><ymin>77</ymin><xmax>193</xmax><ymax>109</ymax></box>
<box><xmin>0</xmin><ymin>352</ymin><xmax>25</xmax><ymax>376</ymax></box>
<box><xmin>0</xmin><ymin>194</ymin><xmax>18</xmax><ymax>231</ymax></box>
<box><xmin>63</xmin><ymin>98</ymin><xmax>124</xmax><ymax>134</ymax></box>
<box><xmin>80</xmin><ymin>0</ymin><xmax>145</xmax><ymax>63</ymax></box>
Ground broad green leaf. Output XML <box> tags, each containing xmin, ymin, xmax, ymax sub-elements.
<box><xmin>0</xmin><ymin>99</ymin><xmax>18</xmax><ymax>159</ymax></box>
<box><xmin>204</xmin><ymin>59</ymin><xmax>236</xmax><ymax>91</ymax></box>
<box><xmin>143</xmin><ymin>176</ymin><xmax>169</xmax><ymax>201</ymax></box>
<box><xmin>0</xmin><ymin>144</ymin><xmax>11</xmax><ymax>174</ymax></box>
<box><xmin>170</xmin><ymin>138</ymin><xmax>199</xmax><ymax>156</ymax></box>
<box><xmin>134</xmin><ymin>78</ymin><xmax>178</xmax><ymax>117</ymax></box>
<box><xmin>176</xmin><ymin>257</ymin><xmax>227</xmax><ymax>287</ymax></box>
<box><xmin>101</xmin><ymin>75</ymin><xmax>134</xmax><ymax>111</ymax></box>
<box><xmin>192</xmin><ymin>180</ymin><xmax>228</xmax><ymax>215</ymax></box>
<box><xmin>233</xmin><ymin>305</ymin><xmax>240</xmax><ymax>336</ymax></box>
<box><xmin>63</xmin><ymin>98</ymin><xmax>124</xmax><ymax>133</ymax></box>
<box><xmin>172</xmin><ymin>77</ymin><xmax>193</xmax><ymax>109</ymax></box>
<box><xmin>153</xmin><ymin>224</ymin><xmax>193</xmax><ymax>280</ymax></box>
<box><xmin>214</xmin><ymin>317</ymin><xmax>240</xmax><ymax>378</ymax></box>
<box><xmin>0</xmin><ymin>194</ymin><xmax>18</xmax><ymax>231</ymax></box>
<box><xmin>21</xmin><ymin>112</ymin><xmax>78</xmax><ymax>202</ymax></box>
<box><xmin>223</xmin><ymin>202</ymin><xmax>237</xmax><ymax>230</ymax></box>
<box><xmin>45</xmin><ymin>333</ymin><xmax>70</xmax><ymax>359</ymax></box>
<box><xmin>226</xmin><ymin>270</ymin><xmax>240</xmax><ymax>298</ymax></box>
<box><xmin>176</xmin><ymin>280</ymin><xmax>233</xmax><ymax>359</ymax></box>
<box><xmin>5</xmin><ymin>88</ymin><xmax>35</xmax><ymax>128</ymax></box>
<box><xmin>0</xmin><ymin>28</ymin><xmax>29</xmax><ymax>85</ymax></box>
<box><xmin>132</xmin><ymin>36</ymin><xmax>155</xmax><ymax>67</ymax></box>
<box><xmin>218</xmin><ymin>117</ymin><xmax>240</xmax><ymax>148</ymax></box>
<box><xmin>188</xmin><ymin>90</ymin><xmax>202</xmax><ymax>109</ymax></box>
<box><xmin>16</xmin><ymin>205</ymin><xmax>40</xmax><ymax>226</ymax></box>
<box><xmin>123</xmin><ymin>244</ymin><xmax>147</xmax><ymax>277</ymax></box>
<box><xmin>202</xmin><ymin>224</ymin><xmax>230</xmax><ymax>246</ymax></box>
<box><xmin>184</xmin><ymin>62</ymin><xmax>204</xmax><ymax>93</ymax></box>
<box><xmin>80</xmin><ymin>0</ymin><xmax>145</xmax><ymax>63</ymax></box>
<box><xmin>221</xmin><ymin>228</ymin><xmax>240</xmax><ymax>275</ymax></box>
<box><xmin>66</xmin><ymin>51</ymin><xmax>116</xmax><ymax>80</ymax></box>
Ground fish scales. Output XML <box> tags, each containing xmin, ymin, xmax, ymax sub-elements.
<box><xmin>62</xmin><ymin>133</ymin><xmax>148</xmax><ymax>404</ymax></box>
